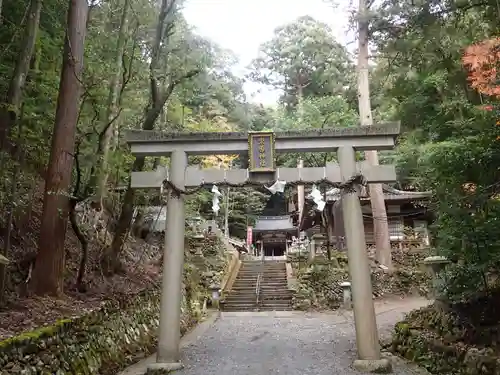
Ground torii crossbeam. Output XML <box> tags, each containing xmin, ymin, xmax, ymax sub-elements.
<box><xmin>130</xmin><ymin>162</ymin><xmax>396</xmax><ymax>189</ymax></box>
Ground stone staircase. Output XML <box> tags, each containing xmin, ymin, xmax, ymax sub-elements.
<box><xmin>259</xmin><ymin>260</ymin><xmax>293</xmax><ymax>311</ymax></box>
<box><xmin>221</xmin><ymin>260</ymin><xmax>292</xmax><ymax>311</ymax></box>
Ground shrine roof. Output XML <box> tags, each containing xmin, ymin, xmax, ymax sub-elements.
<box><xmin>322</xmin><ymin>185</ymin><xmax>431</xmax><ymax>202</ymax></box>
<box><xmin>253</xmin><ymin>215</ymin><xmax>297</xmax><ymax>232</ymax></box>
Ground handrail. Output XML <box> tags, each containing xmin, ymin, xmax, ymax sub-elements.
<box><xmin>255</xmin><ymin>252</ymin><xmax>264</xmax><ymax>310</ymax></box>
<box><xmin>255</xmin><ymin>273</ymin><xmax>261</xmax><ymax>308</ymax></box>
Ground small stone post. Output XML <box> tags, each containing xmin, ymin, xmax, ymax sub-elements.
<box><xmin>337</xmin><ymin>146</ymin><xmax>391</xmax><ymax>372</ymax></box>
<box><xmin>340</xmin><ymin>281</ymin><xmax>352</xmax><ymax>309</ymax></box>
<box><xmin>309</xmin><ymin>239</ymin><xmax>315</xmax><ymax>261</ymax></box>
<box><xmin>209</xmin><ymin>283</ymin><xmax>221</xmax><ymax>310</ymax></box>
<box><xmin>150</xmin><ymin>150</ymin><xmax>187</xmax><ymax>372</ymax></box>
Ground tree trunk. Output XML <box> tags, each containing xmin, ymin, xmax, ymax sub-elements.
<box><xmin>30</xmin><ymin>0</ymin><xmax>88</xmax><ymax>296</ymax></box>
<box><xmin>0</xmin><ymin>109</ymin><xmax>23</xmax><ymax>306</ymax></box>
<box><xmin>101</xmin><ymin>101</ymin><xmax>162</xmax><ymax>274</ymax></box>
<box><xmin>357</xmin><ymin>0</ymin><xmax>392</xmax><ymax>269</ymax></box>
<box><xmin>89</xmin><ymin>0</ymin><xmax>130</xmax><ymax>208</ymax></box>
<box><xmin>69</xmin><ymin>199</ymin><xmax>89</xmax><ymax>292</ymax></box>
<box><xmin>0</xmin><ymin>0</ymin><xmax>42</xmax><ymax>149</ymax></box>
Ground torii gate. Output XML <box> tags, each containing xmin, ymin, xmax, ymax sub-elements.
<box><xmin>126</xmin><ymin>123</ymin><xmax>400</xmax><ymax>372</ymax></box>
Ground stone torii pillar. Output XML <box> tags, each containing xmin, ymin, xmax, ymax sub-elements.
<box><xmin>338</xmin><ymin>146</ymin><xmax>391</xmax><ymax>372</ymax></box>
<box><xmin>149</xmin><ymin>150</ymin><xmax>187</xmax><ymax>372</ymax></box>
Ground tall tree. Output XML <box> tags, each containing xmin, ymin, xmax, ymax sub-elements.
<box><xmin>249</xmin><ymin>16</ymin><xmax>355</xmax><ymax>108</ymax></box>
<box><xmin>103</xmin><ymin>0</ymin><xmax>200</xmax><ymax>274</ymax></box>
<box><xmin>30</xmin><ymin>0</ymin><xmax>89</xmax><ymax>296</ymax></box>
<box><xmin>0</xmin><ymin>0</ymin><xmax>43</xmax><ymax>149</ymax></box>
<box><xmin>88</xmin><ymin>0</ymin><xmax>131</xmax><ymax>209</ymax></box>
<box><xmin>357</xmin><ymin>0</ymin><xmax>391</xmax><ymax>268</ymax></box>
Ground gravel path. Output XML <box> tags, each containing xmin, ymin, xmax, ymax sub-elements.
<box><xmin>120</xmin><ymin>298</ymin><xmax>431</xmax><ymax>375</ymax></box>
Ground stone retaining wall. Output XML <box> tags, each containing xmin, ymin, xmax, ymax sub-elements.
<box><xmin>291</xmin><ymin>250</ymin><xmax>430</xmax><ymax>310</ymax></box>
<box><xmin>390</xmin><ymin>305</ymin><xmax>500</xmax><ymax>374</ymax></box>
<box><xmin>0</xmin><ymin>235</ymin><xmax>230</xmax><ymax>374</ymax></box>
<box><xmin>0</xmin><ymin>288</ymin><xmax>204</xmax><ymax>374</ymax></box>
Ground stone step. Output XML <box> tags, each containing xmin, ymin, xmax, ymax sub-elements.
<box><xmin>233</xmin><ymin>278</ymin><xmax>257</xmax><ymax>285</ymax></box>
<box><xmin>222</xmin><ymin>307</ymin><xmax>259</xmax><ymax>312</ymax></box>
<box><xmin>260</xmin><ymin>291</ymin><xmax>292</xmax><ymax>296</ymax></box>
<box><xmin>261</xmin><ymin>291</ymin><xmax>292</xmax><ymax>296</ymax></box>
<box><xmin>260</xmin><ymin>298</ymin><xmax>292</xmax><ymax>304</ymax></box>
<box><xmin>238</xmin><ymin>275</ymin><xmax>260</xmax><ymax>278</ymax></box>
<box><xmin>236</xmin><ymin>276</ymin><xmax>259</xmax><ymax>279</ymax></box>
<box><xmin>231</xmin><ymin>284</ymin><xmax>257</xmax><ymax>289</ymax></box>
<box><xmin>260</xmin><ymin>303</ymin><xmax>292</xmax><ymax>309</ymax></box>
<box><xmin>263</xmin><ymin>270</ymin><xmax>286</xmax><ymax>272</ymax></box>
<box><xmin>235</xmin><ymin>275</ymin><xmax>258</xmax><ymax>278</ymax></box>
<box><xmin>239</xmin><ymin>267</ymin><xmax>286</xmax><ymax>272</ymax></box>
<box><xmin>224</xmin><ymin>294</ymin><xmax>257</xmax><ymax>301</ymax></box>
<box><xmin>242</xmin><ymin>264</ymin><xmax>285</xmax><ymax>267</ymax></box>
<box><xmin>260</xmin><ymin>284</ymin><xmax>288</xmax><ymax>288</ymax></box>
<box><xmin>222</xmin><ymin>307</ymin><xmax>258</xmax><ymax>312</ymax></box>
<box><xmin>233</xmin><ymin>280</ymin><xmax>257</xmax><ymax>284</ymax></box>
<box><xmin>221</xmin><ymin>296</ymin><xmax>255</xmax><ymax>301</ymax></box>
<box><xmin>262</xmin><ymin>269</ymin><xmax>286</xmax><ymax>272</ymax></box>
<box><xmin>221</xmin><ymin>297</ymin><xmax>256</xmax><ymax>302</ymax></box>
<box><xmin>258</xmin><ymin>284</ymin><xmax>287</xmax><ymax>288</ymax></box>
<box><xmin>224</xmin><ymin>299</ymin><xmax>257</xmax><ymax>308</ymax></box>
<box><xmin>230</xmin><ymin>289</ymin><xmax>257</xmax><ymax>294</ymax></box>
<box><xmin>262</xmin><ymin>274</ymin><xmax>287</xmax><ymax>277</ymax></box>
<box><xmin>229</xmin><ymin>288</ymin><xmax>255</xmax><ymax>294</ymax></box>
<box><xmin>261</xmin><ymin>296</ymin><xmax>292</xmax><ymax>301</ymax></box>
<box><xmin>230</xmin><ymin>291</ymin><xmax>257</xmax><ymax>295</ymax></box>
<box><xmin>259</xmin><ymin>306</ymin><xmax>293</xmax><ymax>311</ymax></box>
<box><xmin>231</xmin><ymin>286</ymin><xmax>257</xmax><ymax>290</ymax></box>
<box><xmin>228</xmin><ymin>289</ymin><xmax>257</xmax><ymax>294</ymax></box>
<box><xmin>261</xmin><ymin>280</ymin><xmax>287</xmax><ymax>283</ymax></box>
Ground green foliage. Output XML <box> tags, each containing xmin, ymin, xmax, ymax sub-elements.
<box><xmin>370</xmin><ymin>0</ymin><xmax>500</xmax><ymax>301</ymax></box>
<box><xmin>249</xmin><ymin>15</ymin><xmax>355</xmax><ymax>107</ymax></box>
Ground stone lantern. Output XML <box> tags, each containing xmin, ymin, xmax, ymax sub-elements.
<box><xmin>423</xmin><ymin>255</ymin><xmax>450</xmax><ymax>303</ymax></box>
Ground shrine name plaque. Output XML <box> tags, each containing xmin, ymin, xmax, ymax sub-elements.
<box><xmin>248</xmin><ymin>132</ymin><xmax>276</xmax><ymax>172</ymax></box>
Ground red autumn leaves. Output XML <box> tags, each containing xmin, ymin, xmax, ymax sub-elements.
<box><xmin>463</xmin><ymin>37</ymin><xmax>500</xmax><ymax>98</ymax></box>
